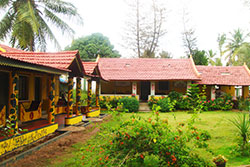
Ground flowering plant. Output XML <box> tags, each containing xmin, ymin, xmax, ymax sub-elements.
<box><xmin>213</xmin><ymin>155</ymin><xmax>227</xmax><ymax>165</ymax></box>
<box><xmin>79</xmin><ymin>109</ymin><xmax>213</xmax><ymax>166</ymax></box>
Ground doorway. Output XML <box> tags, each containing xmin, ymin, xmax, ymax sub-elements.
<box><xmin>140</xmin><ymin>81</ymin><xmax>150</xmax><ymax>101</ymax></box>
<box><xmin>0</xmin><ymin>72</ymin><xmax>9</xmax><ymax>115</ymax></box>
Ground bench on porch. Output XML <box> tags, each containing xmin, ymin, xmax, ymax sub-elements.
<box><xmin>19</xmin><ymin>101</ymin><xmax>42</xmax><ymax>122</ymax></box>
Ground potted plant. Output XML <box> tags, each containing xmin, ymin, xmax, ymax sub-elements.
<box><xmin>213</xmin><ymin>155</ymin><xmax>227</xmax><ymax>167</ymax></box>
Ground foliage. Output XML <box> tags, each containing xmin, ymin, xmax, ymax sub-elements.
<box><xmin>0</xmin><ymin>0</ymin><xmax>82</xmax><ymax>51</ymax></box>
<box><xmin>201</xmin><ymin>95</ymin><xmax>233</xmax><ymax>111</ymax></box>
<box><xmin>225</xmin><ymin>28</ymin><xmax>249</xmax><ymax>66</ymax></box>
<box><xmin>159</xmin><ymin>50</ymin><xmax>172</xmax><ymax>58</ymax></box>
<box><xmin>118</xmin><ymin>97</ymin><xmax>139</xmax><ymax>112</ymax></box>
<box><xmin>79</xmin><ymin>112</ymin><xmax>212</xmax><ymax>166</ymax></box>
<box><xmin>90</xmin><ymin>94</ymin><xmax>96</xmax><ymax>107</ymax></box>
<box><xmin>65</xmin><ymin>33</ymin><xmax>120</xmax><ymax>60</ymax></box>
<box><xmin>0</xmin><ymin>119</ymin><xmax>26</xmax><ymax>138</ymax></box>
<box><xmin>148</xmin><ymin>96</ymin><xmax>158</xmax><ymax>109</ymax></box>
<box><xmin>100</xmin><ymin>96</ymin><xmax>120</xmax><ymax>109</ymax></box>
<box><xmin>238</xmin><ymin>97</ymin><xmax>250</xmax><ymax>111</ymax></box>
<box><xmin>187</xmin><ymin>84</ymin><xmax>205</xmax><ymax>113</ymax></box>
<box><xmin>213</xmin><ymin>155</ymin><xmax>227</xmax><ymax>165</ymax></box>
<box><xmin>157</xmin><ymin>97</ymin><xmax>176</xmax><ymax>112</ymax></box>
<box><xmin>192</xmin><ymin>50</ymin><xmax>209</xmax><ymax>65</ymax></box>
<box><xmin>229</xmin><ymin>112</ymin><xmax>250</xmax><ymax>155</ymax></box>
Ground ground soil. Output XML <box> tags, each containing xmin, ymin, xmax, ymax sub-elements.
<box><xmin>7</xmin><ymin>115</ymin><xmax>111</xmax><ymax>167</ymax></box>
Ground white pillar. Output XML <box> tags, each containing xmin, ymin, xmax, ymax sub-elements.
<box><xmin>132</xmin><ymin>82</ymin><xmax>137</xmax><ymax>95</ymax></box>
<box><xmin>150</xmin><ymin>81</ymin><xmax>155</xmax><ymax>96</ymax></box>
<box><xmin>211</xmin><ymin>86</ymin><xmax>216</xmax><ymax>100</ymax></box>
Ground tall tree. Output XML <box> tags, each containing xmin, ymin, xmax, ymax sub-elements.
<box><xmin>65</xmin><ymin>33</ymin><xmax>121</xmax><ymax>60</ymax></box>
<box><xmin>225</xmin><ymin>29</ymin><xmax>248</xmax><ymax>66</ymax></box>
<box><xmin>123</xmin><ymin>0</ymin><xmax>166</xmax><ymax>58</ymax></box>
<box><xmin>0</xmin><ymin>0</ymin><xmax>82</xmax><ymax>51</ymax></box>
<box><xmin>217</xmin><ymin>33</ymin><xmax>227</xmax><ymax>58</ymax></box>
<box><xmin>182</xmin><ymin>9</ymin><xmax>197</xmax><ymax>57</ymax></box>
<box><xmin>234</xmin><ymin>43</ymin><xmax>250</xmax><ymax>68</ymax></box>
<box><xmin>192</xmin><ymin>50</ymin><xmax>208</xmax><ymax>65</ymax></box>
<box><xmin>159</xmin><ymin>50</ymin><xmax>172</xmax><ymax>58</ymax></box>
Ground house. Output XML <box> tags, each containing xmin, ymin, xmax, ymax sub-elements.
<box><xmin>97</xmin><ymin>57</ymin><xmax>200</xmax><ymax>101</ymax></box>
<box><xmin>195</xmin><ymin>65</ymin><xmax>250</xmax><ymax>99</ymax></box>
<box><xmin>94</xmin><ymin>57</ymin><xmax>250</xmax><ymax>101</ymax></box>
<box><xmin>0</xmin><ymin>44</ymin><xmax>85</xmax><ymax>156</ymax></box>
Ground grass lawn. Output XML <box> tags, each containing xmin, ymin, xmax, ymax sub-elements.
<box><xmin>51</xmin><ymin>111</ymin><xmax>250</xmax><ymax>167</ymax></box>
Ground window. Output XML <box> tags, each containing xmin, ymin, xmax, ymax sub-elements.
<box><xmin>158</xmin><ymin>81</ymin><xmax>169</xmax><ymax>91</ymax></box>
<box><xmin>19</xmin><ymin>76</ymin><xmax>28</xmax><ymax>100</ymax></box>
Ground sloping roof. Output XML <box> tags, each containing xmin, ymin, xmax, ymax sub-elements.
<box><xmin>98</xmin><ymin>58</ymin><xmax>200</xmax><ymax>81</ymax></box>
<box><xmin>82</xmin><ymin>61</ymin><xmax>98</xmax><ymax>75</ymax></box>
<box><xmin>0</xmin><ymin>44</ymin><xmax>85</xmax><ymax>77</ymax></box>
<box><xmin>196</xmin><ymin>65</ymin><xmax>250</xmax><ymax>86</ymax></box>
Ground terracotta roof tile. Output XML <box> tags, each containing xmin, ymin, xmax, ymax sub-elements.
<box><xmin>98</xmin><ymin>58</ymin><xmax>200</xmax><ymax>81</ymax></box>
<box><xmin>196</xmin><ymin>65</ymin><xmax>250</xmax><ymax>86</ymax></box>
<box><xmin>82</xmin><ymin>61</ymin><xmax>97</xmax><ymax>75</ymax></box>
<box><xmin>0</xmin><ymin>44</ymin><xmax>78</xmax><ymax>72</ymax></box>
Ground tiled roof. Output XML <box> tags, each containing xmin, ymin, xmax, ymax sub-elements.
<box><xmin>0</xmin><ymin>44</ymin><xmax>79</xmax><ymax>72</ymax></box>
<box><xmin>82</xmin><ymin>61</ymin><xmax>97</xmax><ymax>75</ymax></box>
<box><xmin>98</xmin><ymin>58</ymin><xmax>200</xmax><ymax>81</ymax></box>
<box><xmin>196</xmin><ymin>65</ymin><xmax>250</xmax><ymax>86</ymax></box>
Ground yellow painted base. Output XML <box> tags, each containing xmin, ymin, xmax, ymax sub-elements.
<box><xmin>65</xmin><ymin>115</ymin><xmax>83</xmax><ymax>125</ymax></box>
<box><xmin>0</xmin><ymin>123</ymin><xmax>58</xmax><ymax>156</ymax></box>
<box><xmin>87</xmin><ymin>109</ymin><xmax>100</xmax><ymax>118</ymax></box>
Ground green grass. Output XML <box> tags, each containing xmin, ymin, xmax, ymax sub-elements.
<box><xmin>50</xmin><ymin>111</ymin><xmax>250</xmax><ymax>167</ymax></box>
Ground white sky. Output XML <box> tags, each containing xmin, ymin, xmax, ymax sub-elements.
<box><xmin>2</xmin><ymin>0</ymin><xmax>250</xmax><ymax>59</ymax></box>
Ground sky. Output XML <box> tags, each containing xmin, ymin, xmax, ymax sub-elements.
<box><xmin>2</xmin><ymin>0</ymin><xmax>250</xmax><ymax>59</ymax></box>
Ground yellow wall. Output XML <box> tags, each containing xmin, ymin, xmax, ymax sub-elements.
<box><xmin>221</xmin><ymin>86</ymin><xmax>235</xmax><ymax>97</ymax></box>
<box><xmin>101</xmin><ymin>81</ymin><xmax>132</xmax><ymax>94</ymax></box>
<box><xmin>0</xmin><ymin>123</ymin><xmax>58</xmax><ymax>156</ymax></box>
<box><xmin>243</xmin><ymin>86</ymin><xmax>249</xmax><ymax>98</ymax></box>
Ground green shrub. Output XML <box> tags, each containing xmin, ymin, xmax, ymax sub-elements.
<box><xmin>148</xmin><ymin>96</ymin><xmax>158</xmax><ymax>109</ymax></box>
<box><xmin>118</xmin><ymin>97</ymin><xmax>139</xmax><ymax>112</ymax></box>
<box><xmin>176</xmin><ymin>96</ymin><xmax>190</xmax><ymax>110</ymax></box>
<box><xmin>157</xmin><ymin>97</ymin><xmax>176</xmax><ymax>112</ymax></box>
<box><xmin>79</xmin><ymin>113</ymin><xmax>213</xmax><ymax>166</ymax></box>
<box><xmin>168</xmin><ymin>91</ymin><xmax>182</xmax><ymax>101</ymax></box>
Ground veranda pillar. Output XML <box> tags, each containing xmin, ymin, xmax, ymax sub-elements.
<box><xmin>132</xmin><ymin>82</ymin><xmax>137</xmax><ymax>95</ymax></box>
<box><xmin>96</xmin><ymin>80</ymin><xmax>100</xmax><ymax>107</ymax></box>
<box><xmin>9</xmin><ymin>72</ymin><xmax>19</xmax><ymax>132</ymax></box>
<box><xmin>87</xmin><ymin>80</ymin><xmax>92</xmax><ymax>111</ymax></box>
<box><xmin>150</xmin><ymin>81</ymin><xmax>155</xmax><ymax>96</ymax></box>
<box><xmin>211</xmin><ymin>86</ymin><xmax>216</xmax><ymax>100</ymax></box>
<box><xmin>48</xmin><ymin>75</ymin><xmax>55</xmax><ymax>124</ymax></box>
<box><xmin>67</xmin><ymin>77</ymin><xmax>73</xmax><ymax>118</ymax></box>
<box><xmin>75</xmin><ymin>77</ymin><xmax>81</xmax><ymax>116</ymax></box>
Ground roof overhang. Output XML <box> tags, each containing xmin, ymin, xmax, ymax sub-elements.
<box><xmin>0</xmin><ymin>56</ymin><xmax>68</xmax><ymax>75</ymax></box>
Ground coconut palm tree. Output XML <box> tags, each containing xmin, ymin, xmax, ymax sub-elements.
<box><xmin>217</xmin><ymin>33</ymin><xmax>226</xmax><ymax>57</ymax></box>
<box><xmin>0</xmin><ymin>0</ymin><xmax>82</xmax><ymax>51</ymax></box>
<box><xmin>225</xmin><ymin>29</ymin><xmax>249</xmax><ymax>66</ymax></box>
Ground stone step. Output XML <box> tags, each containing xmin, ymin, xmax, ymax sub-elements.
<box><xmin>139</xmin><ymin>102</ymin><xmax>151</xmax><ymax>112</ymax></box>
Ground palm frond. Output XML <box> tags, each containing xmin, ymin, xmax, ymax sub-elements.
<box><xmin>0</xmin><ymin>10</ymin><xmax>14</xmax><ymax>39</ymax></box>
<box><xmin>0</xmin><ymin>0</ymin><xmax>10</xmax><ymax>8</ymax></box>
<box><xmin>37</xmin><ymin>16</ymin><xmax>61</xmax><ymax>50</ymax></box>
<box><xmin>43</xmin><ymin>0</ymin><xmax>83</xmax><ymax>24</ymax></box>
<box><xmin>17</xmin><ymin>1</ymin><xmax>40</xmax><ymax>34</ymax></box>
<box><xmin>44</xmin><ymin>8</ymin><xmax>74</xmax><ymax>36</ymax></box>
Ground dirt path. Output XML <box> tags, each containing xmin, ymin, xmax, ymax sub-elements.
<box><xmin>9</xmin><ymin>115</ymin><xmax>111</xmax><ymax>167</ymax></box>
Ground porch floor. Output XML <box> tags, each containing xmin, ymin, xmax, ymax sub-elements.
<box><xmin>20</xmin><ymin>119</ymin><xmax>50</xmax><ymax>131</ymax></box>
